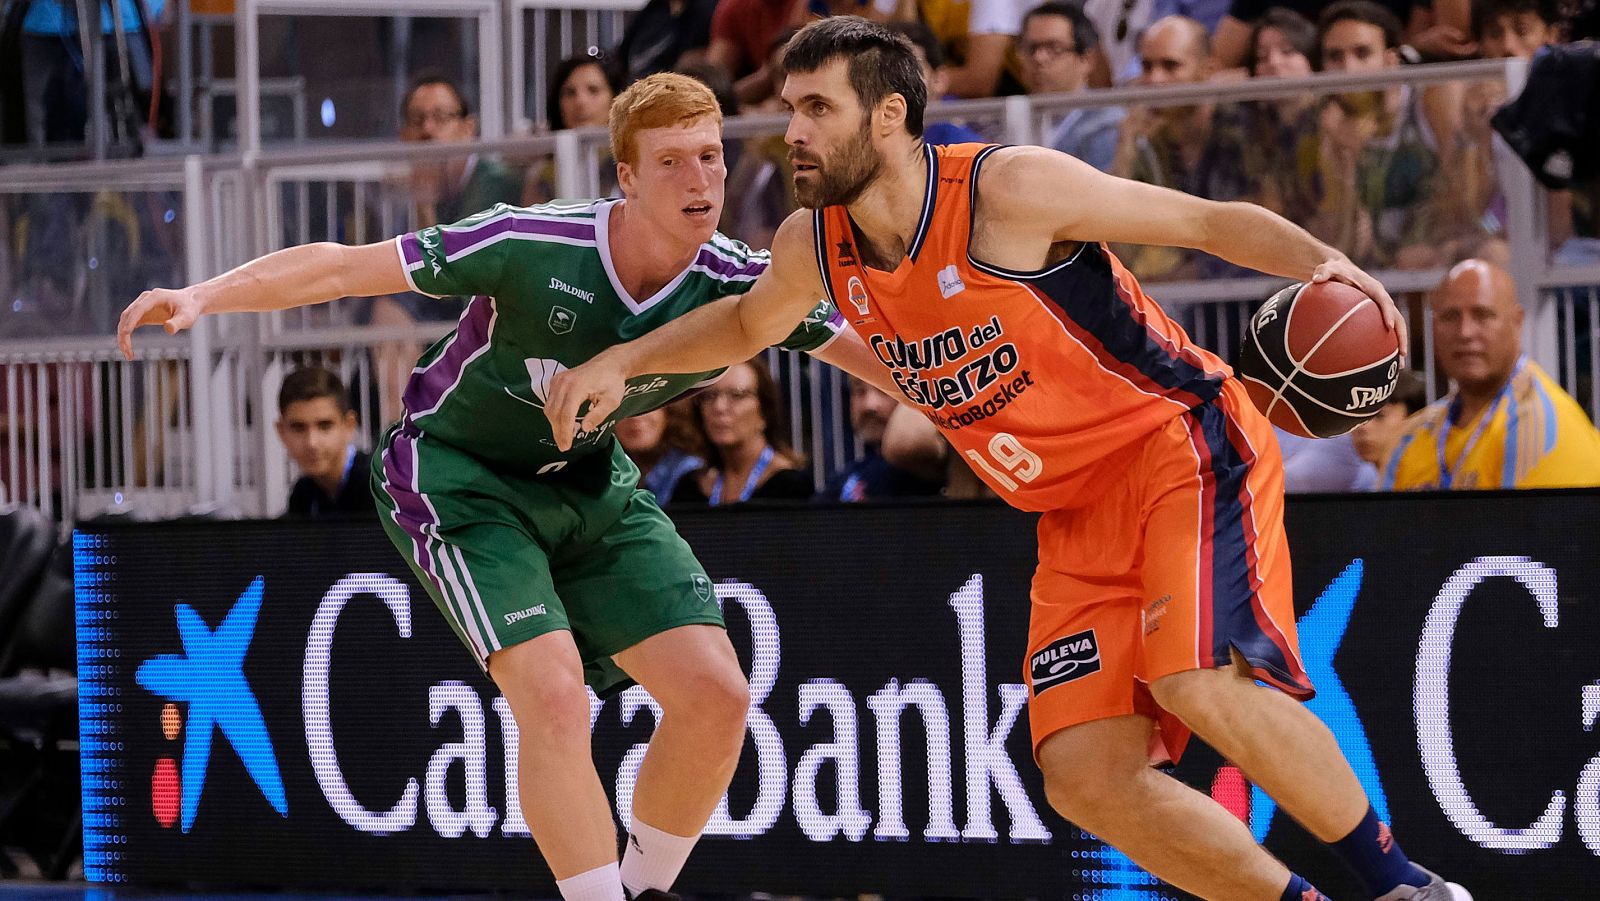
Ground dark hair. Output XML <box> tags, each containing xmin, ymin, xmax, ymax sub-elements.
<box><xmin>401</xmin><ymin>71</ymin><xmax>471</xmax><ymax>120</ymax></box>
<box><xmin>1022</xmin><ymin>2</ymin><xmax>1101</xmax><ymax>54</ymax></box>
<box><xmin>886</xmin><ymin>20</ymin><xmax>946</xmax><ymax>69</ymax></box>
<box><xmin>1317</xmin><ymin>0</ymin><xmax>1405</xmax><ymax>54</ymax></box>
<box><xmin>674</xmin><ymin>59</ymin><xmax>740</xmax><ymax>117</ymax></box>
<box><xmin>782</xmin><ymin>17</ymin><xmax>927</xmax><ymax>137</ymax></box>
<box><xmin>1247</xmin><ymin>7</ymin><xmax>1318</xmax><ymax>75</ymax></box>
<box><xmin>694</xmin><ymin>360</ymin><xmax>799</xmax><ymax>469</ymax></box>
<box><xmin>278</xmin><ymin>366</ymin><xmax>351</xmax><ymax>417</ymax></box>
<box><xmin>1391</xmin><ymin>368</ymin><xmax>1428</xmax><ymax>415</ymax></box>
<box><xmin>547</xmin><ymin>51</ymin><xmax>626</xmax><ymax>131</ymax></box>
<box><xmin>1470</xmin><ymin>0</ymin><xmax>1560</xmax><ymax>36</ymax></box>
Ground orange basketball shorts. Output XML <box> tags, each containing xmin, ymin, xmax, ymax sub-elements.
<box><xmin>1024</xmin><ymin>378</ymin><xmax>1314</xmax><ymax>766</ymax></box>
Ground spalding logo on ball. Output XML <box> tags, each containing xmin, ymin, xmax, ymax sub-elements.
<box><xmin>1235</xmin><ymin>280</ymin><xmax>1402</xmax><ymax>439</ymax></box>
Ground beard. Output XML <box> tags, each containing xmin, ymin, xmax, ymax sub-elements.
<box><xmin>791</xmin><ymin>115</ymin><xmax>883</xmax><ymax>209</ymax></box>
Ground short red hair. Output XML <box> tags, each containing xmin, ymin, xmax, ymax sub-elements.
<box><xmin>608</xmin><ymin>72</ymin><xmax>721</xmax><ymax>167</ymax></box>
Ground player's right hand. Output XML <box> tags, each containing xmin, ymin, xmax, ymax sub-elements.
<box><xmin>545</xmin><ymin>355</ymin><xmax>628</xmax><ymax>451</ymax></box>
<box><xmin>118</xmin><ymin>287</ymin><xmax>205</xmax><ymax>361</ymax></box>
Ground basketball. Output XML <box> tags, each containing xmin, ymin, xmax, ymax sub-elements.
<box><xmin>1235</xmin><ymin>280</ymin><xmax>1402</xmax><ymax>439</ymax></box>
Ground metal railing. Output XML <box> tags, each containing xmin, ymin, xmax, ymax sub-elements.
<box><xmin>3</xmin><ymin>60</ymin><xmax>1598</xmax><ymax>522</ymax></box>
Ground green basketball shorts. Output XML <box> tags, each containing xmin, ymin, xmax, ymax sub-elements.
<box><xmin>371</xmin><ymin>421</ymin><xmax>723</xmax><ymax>696</ymax></box>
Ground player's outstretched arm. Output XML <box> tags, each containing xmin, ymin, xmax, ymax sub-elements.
<box><xmin>809</xmin><ymin>330</ymin><xmax>903</xmax><ymax>401</ymax></box>
<box><xmin>982</xmin><ymin>146</ymin><xmax>1408</xmax><ymax>355</ymax></box>
<box><xmin>117</xmin><ymin>241</ymin><xmax>410</xmax><ymax>360</ymax></box>
<box><xmin>545</xmin><ymin>211</ymin><xmax>826</xmax><ymax>450</ymax></box>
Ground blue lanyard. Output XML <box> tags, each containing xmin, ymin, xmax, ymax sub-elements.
<box><xmin>1436</xmin><ymin>357</ymin><xmax>1522</xmax><ymax>489</ymax></box>
<box><xmin>711</xmin><ymin>446</ymin><xmax>774</xmax><ymax>505</ymax></box>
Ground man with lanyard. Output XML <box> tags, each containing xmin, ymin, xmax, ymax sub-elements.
<box><xmin>1382</xmin><ymin>259</ymin><xmax>1600</xmax><ymax>489</ymax></box>
<box><xmin>117</xmin><ymin>73</ymin><xmax>892</xmax><ymax>901</ymax></box>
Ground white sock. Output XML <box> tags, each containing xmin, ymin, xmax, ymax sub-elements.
<box><xmin>556</xmin><ymin>862</ymin><xmax>626</xmax><ymax>901</ymax></box>
<box><xmin>619</xmin><ymin>818</ymin><xmax>700</xmax><ymax>895</ymax></box>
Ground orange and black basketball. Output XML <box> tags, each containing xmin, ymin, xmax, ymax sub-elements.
<box><xmin>1235</xmin><ymin>280</ymin><xmax>1402</xmax><ymax>439</ymax></box>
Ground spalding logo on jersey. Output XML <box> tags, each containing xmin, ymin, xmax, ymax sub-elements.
<box><xmin>1029</xmin><ymin>629</ymin><xmax>1101</xmax><ymax>694</ymax></box>
<box><xmin>847</xmin><ymin>276</ymin><xmax>870</xmax><ymax>317</ymax></box>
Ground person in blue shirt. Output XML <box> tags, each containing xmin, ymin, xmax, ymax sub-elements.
<box><xmin>821</xmin><ymin>376</ymin><xmax>944</xmax><ymax>502</ymax></box>
<box><xmin>1021</xmin><ymin>2</ymin><xmax>1124</xmax><ymax>172</ymax></box>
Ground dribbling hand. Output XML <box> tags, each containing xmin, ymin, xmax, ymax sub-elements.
<box><xmin>1310</xmin><ymin>258</ymin><xmax>1408</xmax><ymax>364</ymax></box>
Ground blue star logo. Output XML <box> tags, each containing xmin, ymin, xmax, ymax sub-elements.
<box><xmin>1249</xmin><ymin>559</ymin><xmax>1388</xmax><ymax>841</ymax></box>
<box><xmin>135</xmin><ymin>576</ymin><xmax>288</xmax><ymax>832</ymax></box>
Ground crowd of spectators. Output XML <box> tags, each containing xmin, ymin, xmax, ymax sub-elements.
<box><xmin>5</xmin><ymin>0</ymin><xmax>1600</xmax><ymax>513</ymax></box>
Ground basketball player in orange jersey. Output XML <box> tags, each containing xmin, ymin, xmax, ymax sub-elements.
<box><xmin>546</xmin><ymin>17</ymin><xmax>1470</xmax><ymax>901</ymax></box>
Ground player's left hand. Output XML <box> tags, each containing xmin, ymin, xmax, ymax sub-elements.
<box><xmin>1311</xmin><ymin>257</ymin><xmax>1409</xmax><ymax>365</ymax></box>
<box><xmin>545</xmin><ymin>356</ymin><xmax>627</xmax><ymax>451</ymax></box>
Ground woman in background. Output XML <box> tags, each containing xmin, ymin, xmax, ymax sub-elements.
<box><xmin>672</xmin><ymin>360</ymin><xmax>812</xmax><ymax>505</ymax></box>
<box><xmin>617</xmin><ymin>400</ymin><xmax>704</xmax><ymax>502</ymax></box>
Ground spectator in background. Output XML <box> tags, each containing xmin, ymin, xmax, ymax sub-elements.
<box><xmin>1021</xmin><ymin>2</ymin><xmax>1124</xmax><ymax>172</ymax></box>
<box><xmin>1113</xmin><ymin>17</ymin><xmax>1253</xmax><ymax>279</ymax></box>
<box><xmin>672</xmin><ymin>361</ymin><xmax>814</xmax><ymax>504</ymax></box>
<box><xmin>276</xmin><ymin>367</ymin><xmax>375</xmax><ymax>518</ymax></box>
<box><xmin>613</xmin><ymin>0</ymin><xmax>719</xmax><ymax>81</ymax></box>
<box><xmin>820</xmin><ymin>378</ymin><xmax>944</xmax><ymax>501</ymax></box>
<box><xmin>1471</xmin><ymin>0</ymin><xmax>1600</xmax><ymax>265</ymax></box>
<box><xmin>725</xmin><ymin>28</ymin><xmax>803</xmax><ymax>248</ymax></box>
<box><xmin>675</xmin><ymin>59</ymin><xmax>741</xmax><ymax>118</ymax></box>
<box><xmin>880</xmin><ymin>404</ymin><xmax>994</xmax><ymax>498</ymax></box>
<box><xmin>1382</xmin><ymin>260</ymin><xmax>1600</xmax><ymax>489</ymax></box>
<box><xmin>1311</xmin><ymin>1</ymin><xmax>1451</xmax><ymax>269</ymax></box>
<box><xmin>1473</xmin><ymin>0</ymin><xmax>1560</xmax><ymax>54</ymax></box>
<box><xmin>548</xmin><ymin>51</ymin><xmax>625</xmax><ymax>133</ymax></box>
<box><xmin>1083</xmin><ymin>0</ymin><xmax>1161</xmax><ymax>83</ymax></box>
<box><xmin>617</xmin><ymin>401</ymin><xmax>705</xmax><ymax>502</ymax></box>
<box><xmin>887</xmin><ymin>21</ymin><xmax>986</xmax><ymax>143</ymax></box>
<box><xmin>372</xmin><ymin>73</ymin><xmax>525</xmax><ymax>423</ymax></box>
<box><xmin>929</xmin><ymin>0</ymin><xmax>1031</xmax><ymax>97</ymax></box>
<box><xmin>1275</xmin><ymin>427</ymin><xmax>1368</xmax><ymax>493</ymax></box>
<box><xmin>1350</xmin><ymin>368</ymin><xmax>1427</xmax><ymax>489</ymax></box>
<box><xmin>401</xmin><ymin>72</ymin><xmax>522</xmax><ymax>229</ymax></box>
<box><xmin>524</xmin><ymin>52</ymin><xmax>625</xmax><ymax>203</ymax></box>
<box><xmin>709</xmin><ymin>0</ymin><xmax>808</xmax><ymax>106</ymax></box>
<box><xmin>1238</xmin><ymin>9</ymin><xmax>1321</xmax><ymax>221</ymax></box>
<box><xmin>1210</xmin><ymin>0</ymin><xmax>1426</xmax><ymax>71</ymax></box>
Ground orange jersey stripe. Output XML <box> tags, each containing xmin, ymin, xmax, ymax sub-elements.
<box><xmin>817</xmin><ymin>143</ymin><xmax>1231</xmax><ymax>511</ymax></box>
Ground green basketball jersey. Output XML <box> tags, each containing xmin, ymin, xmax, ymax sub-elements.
<box><xmin>394</xmin><ymin>199</ymin><xmax>843</xmax><ymax>473</ymax></box>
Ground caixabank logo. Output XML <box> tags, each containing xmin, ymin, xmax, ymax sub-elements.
<box><xmin>133</xmin><ymin>576</ymin><xmax>288</xmax><ymax>832</ymax></box>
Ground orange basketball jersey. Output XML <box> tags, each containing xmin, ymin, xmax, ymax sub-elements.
<box><xmin>815</xmin><ymin>143</ymin><xmax>1232</xmax><ymax>511</ymax></box>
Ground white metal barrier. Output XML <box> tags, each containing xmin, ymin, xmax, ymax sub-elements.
<box><xmin>3</xmin><ymin>61</ymin><xmax>1598</xmax><ymax>522</ymax></box>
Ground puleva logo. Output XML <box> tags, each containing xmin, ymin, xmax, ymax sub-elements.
<box><xmin>134</xmin><ymin>576</ymin><xmax>288</xmax><ymax>832</ymax></box>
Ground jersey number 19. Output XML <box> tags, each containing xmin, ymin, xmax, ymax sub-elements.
<box><xmin>964</xmin><ymin>432</ymin><xmax>1043</xmax><ymax>492</ymax></box>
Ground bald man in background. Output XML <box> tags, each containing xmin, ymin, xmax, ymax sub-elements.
<box><xmin>1381</xmin><ymin>260</ymin><xmax>1600</xmax><ymax>490</ymax></box>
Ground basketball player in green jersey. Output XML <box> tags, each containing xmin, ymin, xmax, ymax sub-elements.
<box><xmin>116</xmin><ymin>74</ymin><xmax>890</xmax><ymax>901</ymax></box>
